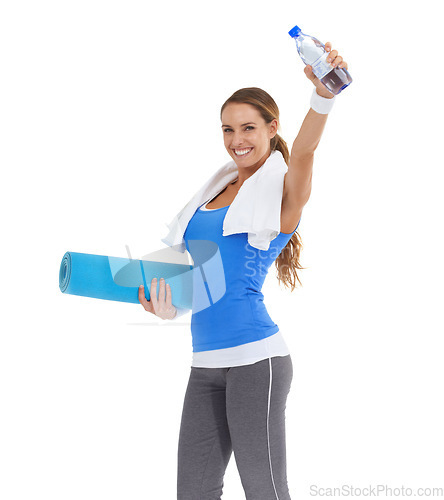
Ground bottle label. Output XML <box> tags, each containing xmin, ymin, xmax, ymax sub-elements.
<box><xmin>311</xmin><ymin>51</ymin><xmax>334</xmax><ymax>80</ymax></box>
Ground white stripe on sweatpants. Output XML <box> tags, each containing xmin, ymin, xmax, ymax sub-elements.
<box><xmin>267</xmin><ymin>357</ymin><xmax>280</xmax><ymax>499</ymax></box>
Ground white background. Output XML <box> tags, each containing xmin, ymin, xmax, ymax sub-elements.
<box><xmin>1</xmin><ymin>0</ymin><xmax>443</xmax><ymax>498</ymax></box>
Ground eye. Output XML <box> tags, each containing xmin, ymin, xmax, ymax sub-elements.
<box><xmin>223</xmin><ymin>126</ymin><xmax>255</xmax><ymax>133</ymax></box>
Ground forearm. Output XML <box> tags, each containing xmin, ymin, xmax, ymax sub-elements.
<box><xmin>173</xmin><ymin>306</ymin><xmax>190</xmax><ymax>320</ymax></box>
<box><xmin>290</xmin><ymin>106</ymin><xmax>329</xmax><ymax>158</ymax></box>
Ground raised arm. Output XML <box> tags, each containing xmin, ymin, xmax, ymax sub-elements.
<box><xmin>282</xmin><ymin>42</ymin><xmax>348</xmax><ymax>210</ymax></box>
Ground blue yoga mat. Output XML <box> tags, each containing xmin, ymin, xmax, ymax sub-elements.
<box><xmin>59</xmin><ymin>251</ymin><xmax>193</xmax><ymax>309</ymax></box>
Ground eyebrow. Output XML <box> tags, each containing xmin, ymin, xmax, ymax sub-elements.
<box><xmin>221</xmin><ymin>122</ymin><xmax>256</xmax><ymax>128</ymax></box>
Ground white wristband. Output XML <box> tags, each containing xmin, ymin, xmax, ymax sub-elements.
<box><xmin>310</xmin><ymin>88</ymin><xmax>336</xmax><ymax>114</ymax></box>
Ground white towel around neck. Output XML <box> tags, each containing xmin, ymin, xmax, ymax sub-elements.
<box><xmin>161</xmin><ymin>150</ymin><xmax>289</xmax><ymax>252</ymax></box>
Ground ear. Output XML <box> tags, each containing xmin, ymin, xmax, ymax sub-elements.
<box><xmin>269</xmin><ymin>118</ymin><xmax>279</xmax><ymax>139</ymax></box>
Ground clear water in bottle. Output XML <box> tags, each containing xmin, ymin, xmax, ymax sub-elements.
<box><xmin>288</xmin><ymin>24</ymin><xmax>352</xmax><ymax>95</ymax></box>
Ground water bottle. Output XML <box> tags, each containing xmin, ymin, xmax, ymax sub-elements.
<box><xmin>288</xmin><ymin>25</ymin><xmax>352</xmax><ymax>95</ymax></box>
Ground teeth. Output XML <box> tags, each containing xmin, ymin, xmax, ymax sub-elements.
<box><xmin>235</xmin><ymin>148</ymin><xmax>252</xmax><ymax>156</ymax></box>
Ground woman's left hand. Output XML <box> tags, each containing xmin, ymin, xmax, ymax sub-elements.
<box><xmin>304</xmin><ymin>42</ymin><xmax>348</xmax><ymax>99</ymax></box>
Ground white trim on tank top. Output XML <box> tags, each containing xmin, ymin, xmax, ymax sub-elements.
<box><xmin>199</xmin><ymin>200</ymin><xmax>219</xmax><ymax>211</ymax></box>
<box><xmin>191</xmin><ymin>330</ymin><xmax>290</xmax><ymax>368</ymax></box>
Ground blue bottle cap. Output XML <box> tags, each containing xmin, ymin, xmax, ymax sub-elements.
<box><xmin>288</xmin><ymin>25</ymin><xmax>301</xmax><ymax>38</ymax></box>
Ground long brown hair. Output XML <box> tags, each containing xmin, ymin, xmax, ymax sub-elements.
<box><xmin>220</xmin><ymin>87</ymin><xmax>305</xmax><ymax>290</ymax></box>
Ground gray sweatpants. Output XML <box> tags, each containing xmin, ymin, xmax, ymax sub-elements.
<box><xmin>177</xmin><ymin>355</ymin><xmax>293</xmax><ymax>499</ymax></box>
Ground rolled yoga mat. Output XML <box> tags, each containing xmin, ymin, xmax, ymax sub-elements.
<box><xmin>59</xmin><ymin>251</ymin><xmax>193</xmax><ymax>309</ymax></box>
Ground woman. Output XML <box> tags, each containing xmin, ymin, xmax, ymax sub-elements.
<box><xmin>139</xmin><ymin>43</ymin><xmax>348</xmax><ymax>500</ymax></box>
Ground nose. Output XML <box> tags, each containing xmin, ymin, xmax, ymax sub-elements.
<box><xmin>231</xmin><ymin>130</ymin><xmax>245</xmax><ymax>148</ymax></box>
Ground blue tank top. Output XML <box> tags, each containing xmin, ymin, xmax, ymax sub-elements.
<box><xmin>183</xmin><ymin>203</ymin><xmax>299</xmax><ymax>353</ymax></box>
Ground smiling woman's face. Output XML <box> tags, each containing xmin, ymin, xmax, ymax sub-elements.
<box><xmin>221</xmin><ymin>103</ymin><xmax>278</xmax><ymax>169</ymax></box>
